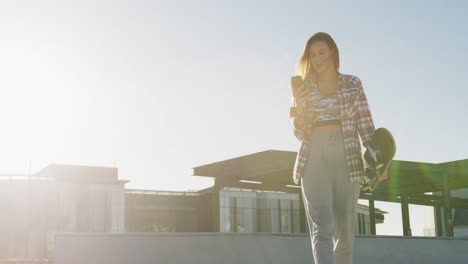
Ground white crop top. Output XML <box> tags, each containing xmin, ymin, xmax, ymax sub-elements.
<box><xmin>310</xmin><ymin>84</ymin><xmax>341</xmax><ymax>124</ymax></box>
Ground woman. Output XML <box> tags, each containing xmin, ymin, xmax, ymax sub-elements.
<box><xmin>289</xmin><ymin>32</ymin><xmax>378</xmax><ymax>264</ymax></box>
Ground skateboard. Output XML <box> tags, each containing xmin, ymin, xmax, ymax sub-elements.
<box><xmin>361</xmin><ymin>127</ymin><xmax>396</xmax><ymax>193</ymax></box>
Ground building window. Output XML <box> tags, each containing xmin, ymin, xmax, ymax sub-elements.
<box><xmin>230</xmin><ymin>197</ymin><xmax>237</xmax><ymax>232</ymax></box>
<box><xmin>279</xmin><ymin>199</ymin><xmax>292</xmax><ymax>233</ymax></box>
<box><xmin>220</xmin><ymin>190</ymin><xmax>300</xmax><ymax>234</ymax></box>
<box><xmin>257</xmin><ymin>197</ymin><xmax>270</xmax><ymax>232</ymax></box>
<box><xmin>236</xmin><ymin>206</ymin><xmax>246</xmax><ymax>232</ymax></box>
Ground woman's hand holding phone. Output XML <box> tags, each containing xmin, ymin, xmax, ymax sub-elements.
<box><xmin>291</xmin><ymin>75</ymin><xmax>308</xmax><ymax>114</ymax></box>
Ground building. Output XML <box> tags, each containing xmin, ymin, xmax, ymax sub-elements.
<box><xmin>422</xmin><ymin>159</ymin><xmax>468</xmax><ymax>237</ymax></box>
<box><xmin>123</xmin><ymin>149</ymin><xmax>386</xmax><ymax>235</ymax></box>
<box><xmin>0</xmin><ymin>164</ymin><xmax>127</xmax><ymax>260</ymax></box>
<box><xmin>125</xmin><ymin>189</ymin><xmax>201</xmax><ymax>232</ymax></box>
<box><xmin>425</xmin><ymin>188</ymin><xmax>468</xmax><ymax>237</ymax></box>
<box><xmin>6</xmin><ymin>148</ymin><xmax>468</xmax><ymax>262</ymax></box>
<box><xmin>17</xmin><ymin>151</ymin><xmax>465</xmax><ymax>263</ymax></box>
<box><xmin>125</xmin><ymin>187</ymin><xmax>386</xmax><ymax>235</ymax></box>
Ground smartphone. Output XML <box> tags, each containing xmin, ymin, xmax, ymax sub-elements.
<box><xmin>291</xmin><ymin>75</ymin><xmax>306</xmax><ymax>98</ymax></box>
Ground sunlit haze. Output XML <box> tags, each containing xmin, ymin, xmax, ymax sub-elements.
<box><xmin>0</xmin><ymin>1</ymin><xmax>467</xmax><ymax>236</ymax></box>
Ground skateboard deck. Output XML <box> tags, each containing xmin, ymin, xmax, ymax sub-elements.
<box><xmin>361</xmin><ymin>127</ymin><xmax>396</xmax><ymax>193</ymax></box>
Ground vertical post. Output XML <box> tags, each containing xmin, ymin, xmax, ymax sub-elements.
<box><xmin>369</xmin><ymin>197</ymin><xmax>376</xmax><ymax>235</ymax></box>
<box><xmin>435</xmin><ymin>206</ymin><xmax>443</xmax><ymax>237</ymax></box>
<box><xmin>442</xmin><ymin>173</ymin><xmax>454</xmax><ymax>237</ymax></box>
<box><xmin>400</xmin><ymin>195</ymin><xmax>412</xmax><ymax>236</ymax></box>
<box><xmin>214</xmin><ymin>191</ymin><xmax>221</xmax><ymax>232</ymax></box>
<box><xmin>278</xmin><ymin>199</ymin><xmax>282</xmax><ymax>232</ymax></box>
<box><xmin>211</xmin><ymin>183</ymin><xmax>221</xmax><ymax>232</ymax></box>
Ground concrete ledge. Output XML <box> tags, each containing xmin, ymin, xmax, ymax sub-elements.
<box><xmin>54</xmin><ymin>233</ymin><xmax>468</xmax><ymax>264</ymax></box>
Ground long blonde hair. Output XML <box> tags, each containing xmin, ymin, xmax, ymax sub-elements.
<box><xmin>297</xmin><ymin>32</ymin><xmax>340</xmax><ymax>80</ymax></box>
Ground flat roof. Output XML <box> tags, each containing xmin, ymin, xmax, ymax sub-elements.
<box><xmin>192</xmin><ymin>150</ymin><xmax>468</xmax><ymax>199</ymax></box>
<box><xmin>34</xmin><ymin>164</ymin><xmax>129</xmax><ymax>184</ymax></box>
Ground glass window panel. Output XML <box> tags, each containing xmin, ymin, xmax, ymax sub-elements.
<box><xmin>236</xmin><ymin>208</ymin><xmax>246</xmax><ymax>232</ymax></box>
<box><xmin>230</xmin><ymin>198</ymin><xmax>236</xmax><ymax>232</ymax></box>
<box><xmin>246</xmin><ymin>207</ymin><xmax>253</xmax><ymax>232</ymax></box>
<box><xmin>257</xmin><ymin>207</ymin><xmax>270</xmax><ymax>233</ymax></box>
<box><xmin>280</xmin><ymin>199</ymin><xmax>290</xmax><ymax>210</ymax></box>
<box><xmin>224</xmin><ymin>207</ymin><xmax>230</xmax><ymax>232</ymax></box>
<box><xmin>237</xmin><ymin>198</ymin><xmax>244</xmax><ymax>208</ymax></box>
<box><xmin>292</xmin><ymin>200</ymin><xmax>299</xmax><ymax>210</ymax></box>
<box><xmin>293</xmin><ymin>210</ymin><xmax>300</xmax><ymax>233</ymax></box>
<box><xmin>220</xmin><ymin>207</ymin><xmax>225</xmax><ymax>232</ymax></box>
<box><xmin>250</xmin><ymin>208</ymin><xmax>257</xmax><ymax>232</ymax></box>
<box><xmin>281</xmin><ymin>210</ymin><xmax>290</xmax><ymax>233</ymax></box>
<box><xmin>257</xmin><ymin>198</ymin><xmax>266</xmax><ymax>209</ymax></box>
<box><xmin>245</xmin><ymin>192</ymin><xmax>255</xmax><ymax>198</ymax></box>
<box><xmin>271</xmin><ymin>208</ymin><xmax>280</xmax><ymax>233</ymax></box>
<box><xmin>268</xmin><ymin>199</ymin><xmax>279</xmax><ymax>209</ymax></box>
<box><xmin>220</xmin><ymin>197</ymin><xmax>225</xmax><ymax>208</ymax></box>
<box><xmin>245</xmin><ymin>198</ymin><xmax>254</xmax><ymax>209</ymax></box>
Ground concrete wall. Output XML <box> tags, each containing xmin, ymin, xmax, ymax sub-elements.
<box><xmin>54</xmin><ymin>232</ymin><xmax>468</xmax><ymax>264</ymax></box>
<box><xmin>455</xmin><ymin>227</ymin><xmax>468</xmax><ymax>237</ymax></box>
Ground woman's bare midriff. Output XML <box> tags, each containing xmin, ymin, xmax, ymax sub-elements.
<box><xmin>313</xmin><ymin>124</ymin><xmax>342</xmax><ymax>133</ymax></box>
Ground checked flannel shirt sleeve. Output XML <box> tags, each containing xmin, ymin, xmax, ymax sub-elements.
<box><xmin>354</xmin><ymin>78</ymin><xmax>375</xmax><ymax>148</ymax></box>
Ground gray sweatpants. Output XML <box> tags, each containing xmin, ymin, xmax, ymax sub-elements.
<box><xmin>301</xmin><ymin>128</ymin><xmax>361</xmax><ymax>264</ymax></box>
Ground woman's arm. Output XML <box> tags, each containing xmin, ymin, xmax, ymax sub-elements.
<box><xmin>354</xmin><ymin>78</ymin><xmax>376</xmax><ymax>147</ymax></box>
<box><xmin>290</xmin><ymin>96</ymin><xmax>306</xmax><ymax>141</ymax></box>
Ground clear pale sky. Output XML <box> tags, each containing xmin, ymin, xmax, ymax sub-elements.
<box><xmin>0</xmin><ymin>1</ymin><xmax>467</xmax><ymax>236</ymax></box>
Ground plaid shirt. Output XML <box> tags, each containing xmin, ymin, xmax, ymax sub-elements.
<box><xmin>290</xmin><ymin>73</ymin><xmax>375</xmax><ymax>184</ymax></box>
